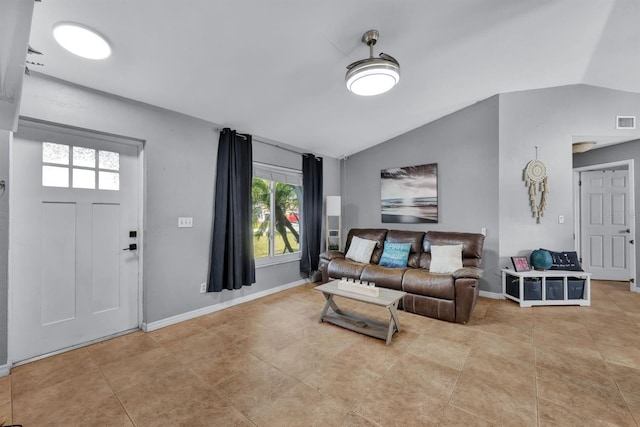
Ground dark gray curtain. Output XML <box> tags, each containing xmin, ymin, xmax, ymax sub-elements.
<box><xmin>300</xmin><ymin>154</ymin><xmax>323</xmax><ymax>276</ymax></box>
<box><xmin>207</xmin><ymin>128</ymin><xmax>255</xmax><ymax>292</ymax></box>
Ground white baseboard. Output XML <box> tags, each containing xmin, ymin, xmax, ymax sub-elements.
<box><xmin>142</xmin><ymin>278</ymin><xmax>309</xmax><ymax>332</ymax></box>
<box><xmin>0</xmin><ymin>362</ymin><xmax>11</xmax><ymax>377</ymax></box>
<box><xmin>479</xmin><ymin>290</ymin><xmax>502</xmax><ymax>300</ymax></box>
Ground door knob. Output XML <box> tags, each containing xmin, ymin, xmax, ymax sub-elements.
<box><xmin>123</xmin><ymin>243</ymin><xmax>137</xmax><ymax>251</ymax></box>
<box><xmin>621</xmin><ymin>229</ymin><xmax>631</xmax><ymax>233</ymax></box>
<box><xmin>630</xmin><ymin>240</ymin><xmax>635</xmax><ymax>245</ymax></box>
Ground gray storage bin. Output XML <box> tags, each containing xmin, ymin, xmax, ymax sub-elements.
<box><xmin>545</xmin><ymin>279</ymin><xmax>564</xmax><ymax>300</ymax></box>
<box><xmin>567</xmin><ymin>279</ymin><xmax>585</xmax><ymax>299</ymax></box>
<box><xmin>506</xmin><ymin>276</ymin><xmax>542</xmax><ymax>300</ymax></box>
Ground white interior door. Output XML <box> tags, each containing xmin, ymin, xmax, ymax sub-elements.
<box><xmin>580</xmin><ymin>169</ymin><xmax>633</xmax><ymax>281</ymax></box>
<box><xmin>10</xmin><ymin>121</ymin><xmax>140</xmax><ymax>363</ymax></box>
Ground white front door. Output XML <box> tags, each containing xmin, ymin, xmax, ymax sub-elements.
<box><xmin>580</xmin><ymin>169</ymin><xmax>633</xmax><ymax>281</ymax></box>
<box><xmin>10</xmin><ymin>121</ymin><xmax>140</xmax><ymax>363</ymax></box>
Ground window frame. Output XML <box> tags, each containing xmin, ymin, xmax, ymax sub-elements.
<box><xmin>252</xmin><ymin>162</ymin><xmax>303</xmax><ymax>267</ymax></box>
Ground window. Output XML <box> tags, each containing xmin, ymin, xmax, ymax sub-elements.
<box><xmin>252</xmin><ymin>162</ymin><xmax>302</xmax><ymax>265</ymax></box>
<box><xmin>42</xmin><ymin>142</ymin><xmax>119</xmax><ymax>190</ymax></box>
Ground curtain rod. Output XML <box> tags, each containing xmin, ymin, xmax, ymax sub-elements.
<box><xmin>215</xmin><ymin>128</ymin><xmax>320</xmax><ymax>159</ymax></box>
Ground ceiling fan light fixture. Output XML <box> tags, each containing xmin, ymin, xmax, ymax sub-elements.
<box><xmin>53</xmin><ymin>22</ymin><xmax>111</xmax><ymax>60</ymax></box>
<box><xmin>346</xmin><ymin>30</ymin><xmax>400</xmax><ymax>96</ymax></box>
<box><xmin>346</xmin><ymin>60</ymin><xmax>400</xmax><ymax>96</ymax></box>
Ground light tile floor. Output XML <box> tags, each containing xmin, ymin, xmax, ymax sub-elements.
<box><xmin>2</xmin><ymin>280</ymin><xmax>640</xmax><ymax>426</ymax></box>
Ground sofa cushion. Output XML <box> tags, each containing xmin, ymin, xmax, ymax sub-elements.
<box><xmin>423</xmin><ymin>231</ymin><xmax>485</xmax><ymax>268</ymax></box>
<box><xmin>361</xmin><ymin>264</ymin><xmax>405</xmax><ymax>291</ymax></box>
<box><xmin>402</xmin><ymin>269</ymin><xmax>455</xmax><ymax>300</ymax></box>
<box><xmin>379</xmin><ymin>242</ymin><xmax>412</xmax><ymax>268</ymax></box>
<box><xmin>345</xmin><ymin>236</ymin><xmax>377</xmax><ymax>264</ymax></box>
<box><xmin>429</xmin><ymin>244</ymin><xmax>463</xmax><ymax>273</ymax></box>
<box><xmin>345</xmin><ymin>229</ymin><xmax>387</xmax><ymax>264</ymax></box>
<box><xmin>327</xmin><ymin>258</ymin><xmax>368</xmax><ymax>280</ymax></box>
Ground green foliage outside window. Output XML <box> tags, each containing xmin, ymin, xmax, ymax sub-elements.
<box><xmin>252</xmin><ymin>177</ymin><xmax>301</xmax><ymax>259</ymax></box>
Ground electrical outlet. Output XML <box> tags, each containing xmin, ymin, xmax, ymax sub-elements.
<box><xmin>200</xmin><ymin>282</ymin><xmax>207</xmax><ymax>293</ymax></box>
<box><xmin>178</xmin><ymin>217</ymin><xmax>193</xmax><ymax>228</ymax></box>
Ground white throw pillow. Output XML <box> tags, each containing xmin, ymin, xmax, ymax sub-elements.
<box><xmin>429</xmin><ymin>244</ymin><xmax>463</xmax><ymax>273</ymax></box>
<box><xmin>345</xmin><ymin>236</ymin><xmax>377</xmax><ymax>264</ymax></box>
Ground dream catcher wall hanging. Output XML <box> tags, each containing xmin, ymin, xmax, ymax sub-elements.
<box><xmin>523</xmin><ymin>147</ymin><xmax>548</xmax><ymax>223</ymax></box>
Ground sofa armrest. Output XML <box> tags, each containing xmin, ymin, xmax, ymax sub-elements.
<box><xmin>319</xmin><ymin>251</ymin><xmax>345</xmax><ymax>283</ymax></box>
<box><xmin>452</xmin><ymin>267</ymin><xmax>484</xmax><ymax>280</ymax></box>
<box><xmin>454</xmin><ymin>277</ymin><xmax>480</xmax><ymax>324</ymax></box>
<box><xmin>320</xmin><ymin>250</ymin><xmax>345</xmax><ymax>262</ymax></box>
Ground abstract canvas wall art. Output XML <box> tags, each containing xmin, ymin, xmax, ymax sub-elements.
<box><xmin>381</xmin><ymin>163</ymin><xmax>438</xmax><ymax>223</ymax></box>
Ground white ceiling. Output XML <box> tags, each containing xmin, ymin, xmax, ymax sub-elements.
<box><xmin>27</xmin><ymin>0</ymin><xmax>640</xmax><ymax>158</ymax></box>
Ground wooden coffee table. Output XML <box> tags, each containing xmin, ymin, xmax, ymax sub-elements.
<box><xmin>315</xmin><ymin>281</ymin><xmax>406</xmax><ymax>345</ymax></box>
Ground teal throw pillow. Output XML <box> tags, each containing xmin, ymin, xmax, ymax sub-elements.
<box><xmin>379</xmin><ymin>242</ymin><xmax>412</xmax><ymax>268</ymax></box>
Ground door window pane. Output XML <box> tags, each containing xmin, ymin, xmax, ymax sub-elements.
<box><xmin>42</xmin><ymin>165</ymin><xmax>69</xmax><ymax>187</ymax></box>
<box><xmin>41</xmin><ymin>142</ymin><xmax>122</xmax><ymax>191</ymax></box>
<box><xmin>72</xmin><ymin>169</ymin><xmax>95</xmax><ymax>189</ymax></box>
<box><xmin>73</xmin><ymin>146</ymin><xmax>95</xmax><ymax>168</ymax></box>
<box><xmin>42</xmin><ymin>142</ymin><xmax>69</xmax><ymax>165</ymax></box>
<box><xmin>99</xmin><ymin>151</ymin><xmax>119</xmax><ymax>171</ymax></box>
<box><xmin>98</xmin><ymin>171</ymin><xmax>119</xmax><ymax>191</ymax></box>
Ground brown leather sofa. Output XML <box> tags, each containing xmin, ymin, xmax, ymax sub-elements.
<box><xmin>319</xmin><ymin>229</ymin><xmax>485</xmax><ymax>324</ymax></box>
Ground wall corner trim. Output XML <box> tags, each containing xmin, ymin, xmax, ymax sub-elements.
<box><xmin>142</xmin><ymin>279</ymin><xmax>309</xmax><ymax>332</ymax></box>
<box><xmin>479</xmin><ymin>290</ymin><xmax>502</xmax><ymax>300</ymax></box>
<box><xmin>0</xmin><ymin>362</ymin><xmax>11</xmax><ymax>377</ymax></box>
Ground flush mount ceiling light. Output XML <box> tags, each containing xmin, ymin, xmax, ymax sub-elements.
<box><xmin>53</xmin><ymin>22</ymin><xmax>111</xmax><ymax>60</ymax></box>
<box><xmin>346</xmin><ymin>30</ymin><xmax>400</xmax><ymax>96</ymax></box>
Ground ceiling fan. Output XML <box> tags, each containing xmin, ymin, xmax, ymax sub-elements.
<box><xmin>345</xmin><ymin>29</ymin><xmax>400</xmax><ymax>96</ymax></box>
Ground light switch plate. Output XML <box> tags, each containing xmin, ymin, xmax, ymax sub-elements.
<box><xmin>178</xmin><ymin>217</ymin><xmax>193</xmax><ymax>228</ymax></box>
<box><xmin>558</xmin><ymin>215</ymin><xmax>565</xmax><ymax>224</ymax></box>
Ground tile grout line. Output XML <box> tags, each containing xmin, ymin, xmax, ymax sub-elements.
<box><xmin>88</xmin><ymin>346</ymin><xmax>138</xmax><ymax>426</ymax></box>
<box><xmin>587</xmin><ymin>288</ymin><xmax>640</xmax><ymax>427</ymax></box>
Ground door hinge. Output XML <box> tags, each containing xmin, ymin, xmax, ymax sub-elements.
<box><xmin>578</xmin><ymin>180</ymin><xmax>582</xmax><ymax>186</ymax></box>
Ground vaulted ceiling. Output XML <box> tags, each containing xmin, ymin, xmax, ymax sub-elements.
<box><xmin>27</xmin><ymin>0</ymin><xmax>640</xmax><ymax>158</ymax></box>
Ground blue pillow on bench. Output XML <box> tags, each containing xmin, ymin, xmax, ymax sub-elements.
<box><xmin>379</xmin><ymin>242</ymin><xmax>412</xmax><ymax>268</ymax></box>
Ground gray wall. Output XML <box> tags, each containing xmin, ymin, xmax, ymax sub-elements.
<box><xmin>0</xmin><ymin>130</ymin><xmax>9</xmax><ymax>364</ymax></box>
<box><xmin>498</xmin><ymin>85</ymin><xmax>640</xmax><ymax>272</ymax></box>
<box><xmin>573</xmin><ymin>139</ymin><xmax>640</xmax><ymax>283</ymax></box>
<box><xmin>341</xmin><ymin>85</ymin><xmax>640</xmax><ymax>294</ymax></box>
<box><xmin>0</xmin><ymin>73</ymin><xmax>339</xmax><ymax>364</ymax></box>
<box><xmin>343</xmin><ymin>96</ymin><xmax>500</xmax><ymax>292</ymax></box>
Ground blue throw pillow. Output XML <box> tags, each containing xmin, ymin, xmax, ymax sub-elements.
<box><xmin>379</xmin><ymin>242</ymin><xmax>412</xmax><ymax>268</ymax></box>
